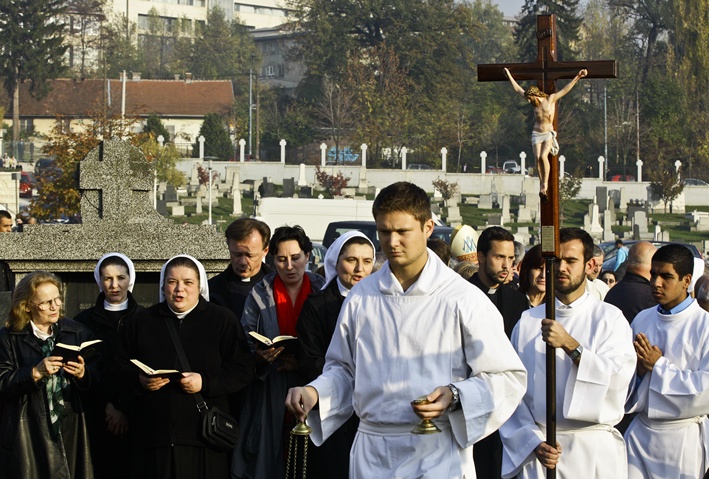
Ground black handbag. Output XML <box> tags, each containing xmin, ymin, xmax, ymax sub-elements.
<box><xmin>164</xmin><ymin>318</ymin><xmax>239</xmax><ymax>451</ymax></box>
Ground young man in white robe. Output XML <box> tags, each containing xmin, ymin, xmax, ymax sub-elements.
<box><xmin>285</xmin><ymin>181</ymin><xmax>527</xmax><ymax>478</ymax></box>
<box><xmin>499</xmin><ymin>227</ymin><xmax>636</xmax><ymax>478</ymax></box>
<box><xmin>624</xmin><ymin>243</ymin><xmax>709</xmax><ymax>479</ymax></box>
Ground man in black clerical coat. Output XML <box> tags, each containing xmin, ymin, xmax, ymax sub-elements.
<box><xmin>209</xmin><ymin>218</ymin><xmax>272</xmax><ymax>318</ymax></box>
<box><xmin>469</xmin><ymin>226</ymin><xmax>529</xmax><ymax>479</ymax></box>
<box><xmin>605</xmin><ymin>241</ymin><xmax>657</xmax><ymax>323</ymax></box>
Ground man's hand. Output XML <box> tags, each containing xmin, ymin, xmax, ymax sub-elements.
<box><xmin>410</xmin><ymin>386</ymin><xmax>453</xmax><ymax>420</ymax></box>
<box><xmin>285</xmin><ymin>386</ymin><xmax>319</xmax><ymax>423</ymax></box>
<box><xmin>254</xmin><ymin>345</ymin><xmax>284</xmax><ymax>365</ymax></box>
<box><xmin>578</xmin><ymin>69</ymin><xmax>588</xmax><ymax>78</ymax></box>
<box><xmin>535</xmin><ymin>441</ymin><xmax>562</xmax><ymax>469</ymax></box>
<box><xmin>180</xmin><ymin>372</ymin><xmax>203</xmax><ymax>394</ymax></box>
<box><xmin>634</xmin><ymin>333</ymin><xmax>662</xmax><ymax>376</ymax></box>
<box><xmin>541</xmin><ymin>318</ymin><xmax>579</xmax><ymax>352</ymax></box>
<box><xmin>504</xmin><ymin>67</ymin><xmax>512</xmax><ymax>79</ymax></box>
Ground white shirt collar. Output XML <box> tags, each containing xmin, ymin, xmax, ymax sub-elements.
<box><xmin>336</xmin><ymin>278</ymin><xmax>350</xmax><ymax>297</ymax></box>
<box><xmin>104</xmin><ymin>298</ymin><xmax>129</xmax><ymax>311</ymax></box>
<box><xmin>555</xmin><ymin>291</ymin><xmax>590</xmax><ymax>310</ymax></box>
<box><xmin>30</xmin><ymin>321</ymin><xmax>53</xmax><ymax>341</ymax></box>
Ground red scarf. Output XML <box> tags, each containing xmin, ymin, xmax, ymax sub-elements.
<box><xmin>274</xmin><ymin>274</ymin><xmax>312</xmax><ymax>337</ymax></box>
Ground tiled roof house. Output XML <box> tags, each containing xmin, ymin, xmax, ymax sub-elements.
<box><xmin>1</xmin><ymin>76</ymin><xmax>234</xmax><ymax>144</ymax></box>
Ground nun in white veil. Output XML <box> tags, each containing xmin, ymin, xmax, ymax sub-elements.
<box><xmin>120</xmin><ymin>254</ymin><xmax>254</xmax><ymax>479</ymax></box>
<box><xmin>295</xmin><ymin>231</ymin><xmax>375</xmax><ymax>479</ymax></box>
<box><xmin>74</xmin><ymin>252</ymin><xmax>144</xmax><ymax>479</ymax></box>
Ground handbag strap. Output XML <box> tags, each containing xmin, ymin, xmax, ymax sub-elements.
<box><xmin>164</xmin><ymin>317</ymin><xmax>209</xmax><ymax>413</ymax></box>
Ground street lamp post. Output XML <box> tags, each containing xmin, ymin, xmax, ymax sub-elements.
<box><xmin>208</xmin><ymin>157</ymin><xmax>213</xmax><ymax>226</ymax></box>
<box><xmin>156</xmin><ymin>135</ymin><xmax>164</xmax><ymax>209</ymax></box>
<box><xmin>248</xmin><ymin>66</ymin><xmax>253</xmax><ymax>158</ymax></box>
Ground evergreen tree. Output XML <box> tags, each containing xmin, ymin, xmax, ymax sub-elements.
<box><xmin>143</xmin><ymin>114</ymin><xmax>171</xmax><ymax>141</ymax></box>
<box><xmin>0</xmin><ymin>0</ymin><xmax>68</xmax><ymax>148</ymax></box>
<box><xmin>192</xmin><ymin>113</ymin><xmax>233</xmax><ymax>160</ymax></box>
<box><xmin>515</xmin><ymin>0</ymin><xmax>583</xmax><ymax>62</ymax></box>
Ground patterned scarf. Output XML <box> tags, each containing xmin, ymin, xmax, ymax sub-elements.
<box><xmin>40</xmin><ymin>337</ymin><xmax>68</xmax><ymax>439</ymax></box>
<box><xmin>274</xmin><ymin>274</ymin><xmax>312</xmax><ymax>337</ymax></box>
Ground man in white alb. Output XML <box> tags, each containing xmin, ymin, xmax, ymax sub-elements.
<box><xmin>286</xmin><ymin>182</ymin><xmax>527</xmax><ymax>478</ymax></box>
<box><xmin>499</xmin><ymin>227</ymin><xmax>636</xmax><ymax>478</ymax></box>
<box><xmin>625</xmin><ymin>243</ymin><xmax>709</xmax><ymax>478</ymax></box>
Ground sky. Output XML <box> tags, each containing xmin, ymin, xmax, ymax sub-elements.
<box><xmin>494</xmin><ymin>0</ymin><xmax>525</xmax><ymax>17</ymax></box>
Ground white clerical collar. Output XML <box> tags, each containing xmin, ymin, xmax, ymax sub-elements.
<box><xmin>336</xmin><ymin>278</ymin><xmax>350</xmax><ymax>297</ymax></box>
<box><xmin>30</xmin><ymin>321</ymin><xmax>53</xmax><ymax>341</ymax></box>
<box><xmin>555</xmin><ymin>291</ymin><xmax>589</xmax><ymax>310</ymax></box>
<box><xmin>104</xmin><ymin>298</ymin><xmax>129</xmax><ymax>311</ymax></box>
<box><xmin>168</xmin><ymin>303</ymin><xmax>199</xmax><ymax>319</ymax></box>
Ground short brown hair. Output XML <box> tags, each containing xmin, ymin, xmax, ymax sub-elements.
<box><xmin>7</xmin><ymin>271</ymin><xmax>64</xmax><ymax>332</ymax></box>
<box><xmin>372</xmin><ymin>182</ymin><xmax>431</xmax><ymax>227</ymax></box>
<box><xmin>225</xmin><ymin>218</ymin><xmax>270</xmax><ymax>249</ymax></box>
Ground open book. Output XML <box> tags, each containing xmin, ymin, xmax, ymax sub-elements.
<box><xmin>130</xmin><ymin>359</ymin><xmax>184</xmax><ymax>380</ymax></box>
<box><xmin>249</xmin><ymin>331</ymin><xmax>298</xmax><ymax>354</ymax></box>
<box><xmin>52</xmin><ymin>339</ymin><xmax>103</xmax><ymax>362</ymax></box>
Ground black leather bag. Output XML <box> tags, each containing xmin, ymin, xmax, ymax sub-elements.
<box><xmin>201</xmin><ymin>406</ymin><xmax>239</xmax><ymax>451</ymax></box>
<box><xmin>164</xmin><ymin>318</ymin><xmax>239</xmax><ymax>451</ymax></box>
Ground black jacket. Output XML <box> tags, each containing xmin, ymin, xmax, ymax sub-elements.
<box><xmin>0</xmin><ymin>319</ymin><xmax>95</xmax><ymax>479</ymax></box>
<box><xmin>297</xmin><ymin>280</ymin><xmax>345</xmax><ymax>382</ymax></box>
<box><xmin>470</xmin><ymin>273</ymin><xmax>529</xmax><ymax>338</ymax></box>
<box><xmin>208</xmin><ymin>264</ymin><xmax>271</xmax><ymax>319</ymax></box>
<box><xmin>604</xmin><ymin>272</ymin><xmax>655</xmax><ymax>323</ymax></box>
<box><xmin>296</xmin><ymin>279</ymin><xmax>358</xmax><ymax>479</ymax></box>
<box><xmin>74</xmin><ymin>292</ymin><xmax>143</xmax><ymax>411</ymax></box>
<box><xmin>121</xmin><ymin>297</ymin><xmax>254</xmax><ymax>448</ymax></box>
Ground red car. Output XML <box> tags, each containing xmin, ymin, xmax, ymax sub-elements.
<box><xmin>19</xmin><ymin>171</ymin><xmax>37</xmax><ymax>198</ymax></box>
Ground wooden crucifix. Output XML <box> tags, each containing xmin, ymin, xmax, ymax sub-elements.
<box><xmin>478</xmin><ymin>14</ymin><xmax>617</xmax><ymax>479</ymax></box>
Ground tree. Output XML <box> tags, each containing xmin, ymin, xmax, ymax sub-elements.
<box><xmin>102</xmin><ymin>14</ymin><xmax>142</xmax><ymax>79</ymax></box>
<box><xmin>143</xmin><ymin>114</ymin><xmax>171</xmax><ymax>142</ymax></box>
<box><xmin>515</xmin><ymin>0</ymin><xmax>583</xmax><ymax>62</ymax></box>
<box><xmin>0</xmin><ymin>0</ymin><xmax>68</xmax><ymax>149</ymax></box>
<box><xmin>63</xmin><ymin>0</ymin><xmax>107</xmax><ymax>78</ymax></box>
<box><xmin>189</xmin><ymin>7</ymin><xmax>257</xmax><ymax>80</ymax></box>
<box><xmin>138</xmin><ymin>136</ymin><xmax>185</xmax><ymax>187</ymax></box>
<box><xmin>314</xmin><ymin>166</ymin><xmax>350</xmax><ymax>197</ymax></box>
<box><xmin>649</xmin><ymin>163</ymin><xmax>684</xmax><ymax>213</ymax></box>
<box><xmin>432</xmin><ymin>178</ymin><xmax>459</xmax><ymax>202</ymax></box>
<box><xmin>192</xmin><ymin>113</ymin><xmax>233</xmax><ymax>160</ymax></box>
<box><xmin>314</xmin><ymin>76</ymin><xmax>358</xmax><ymax>164</ymax></box>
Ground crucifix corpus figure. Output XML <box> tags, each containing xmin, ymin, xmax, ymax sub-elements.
<box><xmin>504</xmin><ymin>67</ymin><xmax>587</xmax><ymax>200</ymax></box>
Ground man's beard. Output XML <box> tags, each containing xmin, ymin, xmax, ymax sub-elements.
<box><xmin>556</xmin><ymin>272</ymin><xmax>585</xmax><ymax>295</ymax></box>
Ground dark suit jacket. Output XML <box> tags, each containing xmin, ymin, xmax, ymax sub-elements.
<box><xmin>470</xmin><ymin>273</ymin><xmax>529</xmax><ymax>338</ymax></box>
<box><xmin>604</xmin><ymin>272</ymin><xmax>655</xmax><ymax>323</ymax></box>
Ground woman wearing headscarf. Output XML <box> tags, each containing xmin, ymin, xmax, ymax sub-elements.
<box><xmin>0</xmin><ymin>271</ymin><xmax>95</xmax><ymax>479</ymax></box>
<box><xmin>121</xmin><ymin>255</ymin><xmax>254</xmax><ymax>479</ymax></box>
<box><xmin>233</xmin><ymin>225</ymin><xmax>326</xmax><ymax>479</ymax></box>
<box><xmin>74</xmin><ymin>253</ymin><xmax>143</xmax><ymax>479</ymax></box>
<box><xmin>296</xmin><ymin>230</ymin><xmax>375</xmax><ymax>478</ymax></box>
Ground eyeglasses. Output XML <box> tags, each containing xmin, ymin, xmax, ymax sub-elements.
<box><xmin>30</xmin><ymin>297</ymin><xmax>63</xmax><ymax>311</ymax></box>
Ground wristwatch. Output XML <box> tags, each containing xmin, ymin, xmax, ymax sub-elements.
<box><xmin>447</xmin><ymin>383</ymin><xmax>461</xmax><ymax>411</ymax></box>
<box><xmin>568</xmin><ymin>345</ymin><xmax>583</xmax><ymax>362</ymax></box>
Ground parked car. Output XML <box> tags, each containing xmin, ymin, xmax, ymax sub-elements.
<box><xmin>308</xmin><ymin>242</ymin><xmax>327</xmax><ymax>272</ymax></box>
<box><xmin>683</xmin><ymin>178</ymin><xmax>709</xmax><ymax>186</ymax></box>
<box><xmin>19</xmin><ymin>171</ymin><xmax>37</xmax><ymax>198</ymax></box>
<box><xmin>323</xmin><ymin>220</ymin><xmax>452</xmax><ymax>252</ymax></box>
<box><xmin>34</xmin><ymin>157</ymin><xmax>56</xmax><ymax>177</ymax></box>
<box><xmin>502</xmin><ymin>160</ymin><xmax>522</xmax><ymax>174</ymax></box>
<box><xmin>600</xmin><ymin>240</ymin><xmax>702</xmax><ymax>272</ymax></box>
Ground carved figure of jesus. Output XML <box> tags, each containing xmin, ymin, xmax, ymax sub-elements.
<box><xmin>504</xmin><ymin>67</ymin><xmax>587</xmax><ymax>199</ymax></box>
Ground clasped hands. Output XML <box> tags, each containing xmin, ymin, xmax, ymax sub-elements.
<box><xmin>255</xmin><ymin>345</ymin><xmax>298</xmax><ymax>371</ymax></box>
<box><xmin>634</xmin><ymin>332</ymin><xmax>662</xmax><ymax>376</ymax></box>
